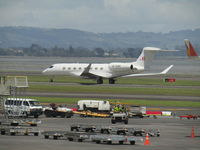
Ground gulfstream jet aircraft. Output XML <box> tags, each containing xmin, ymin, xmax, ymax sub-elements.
<box><xmin>42</xmin><ymin>47</ymin><xmax>173</xmax><ymax>84</ymax></box>
<box><xmin>184</xmin><ymin>39</ymin><xmax>200</xmax><ymax>60</ymax></box>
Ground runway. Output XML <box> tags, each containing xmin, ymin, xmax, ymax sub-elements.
<box><xmin>30</xmin><ymin>81</ymin><xmax>200</xmax><ymax>89</ymax></box>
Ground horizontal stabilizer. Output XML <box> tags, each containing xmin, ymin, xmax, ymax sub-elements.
<box><xmin>122</xmin><ymin>65</ymin><xmax>173</xmax><ymax>77</ymax></box>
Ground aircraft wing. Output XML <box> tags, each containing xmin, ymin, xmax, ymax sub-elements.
<box><xmin>80</xmin><ymin>63</ymin><xmax>92</xmax><ymax>76</ymax></box>
<box><xmin>80</xmin><ymin>63</ymin><xmax>112</xmax><ymax>78</ymax></box>
<box><xmin>122</xmin><ymin>65</ymin><xmax>173</xmax><ymax>77</ymax></box>
<box><xmin>88</xmin><ymin>71</ymin><xmax>113</xmax><ymax>78</ymax></box>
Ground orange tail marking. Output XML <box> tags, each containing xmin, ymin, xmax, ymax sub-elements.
<box><xmin>187</xmin><ymin>41</ymin><xmax>198</xmax><ymax>57</ymax></box>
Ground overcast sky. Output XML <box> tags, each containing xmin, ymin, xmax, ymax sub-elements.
<box><xmin>0</xmin><ymin>0</ymin><xmax>200</xmax><ymax>33</ymax></box>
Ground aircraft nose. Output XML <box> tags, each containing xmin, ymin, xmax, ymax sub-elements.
<box><xmin>42</xmin><ymin>68</ymin><xmax>48</xmax><ymax>74</ymax></box>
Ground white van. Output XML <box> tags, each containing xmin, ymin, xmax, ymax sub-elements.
<box><xmin>4</xmin><ymin>98</ymin><xmax>43</xmax><ymax>118</ymax></box>
<box><xmin>77</xmin><ymin>100</ymin><xmax>111</xmax><ymax>112</ymax></box>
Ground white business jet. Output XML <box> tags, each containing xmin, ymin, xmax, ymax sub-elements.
<box><xmin>42</xmin><ymin>47</ymin><xmax>173</xmax><ymax>84</ymax></box>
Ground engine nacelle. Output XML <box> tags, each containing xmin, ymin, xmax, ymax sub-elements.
<box><xmin>109</xmin><ymin>63</ymin><xmax>137</xmax><ymax>71</ymax></box>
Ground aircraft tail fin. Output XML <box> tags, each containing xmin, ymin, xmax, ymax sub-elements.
<box><xmin>184</xmin><ymin>39</ymin><xmax>199</xmax><ymax>58</ymax></box>
<box><xmin>135</xmin><ymin>47</ymin><xmax>161</xmax><ymax>69</ymax></box>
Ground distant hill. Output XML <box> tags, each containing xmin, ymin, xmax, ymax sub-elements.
<box><xmin>0</xmin><ymin>26</ymin><xmax>200</xmax><ymax>51</ymax></box>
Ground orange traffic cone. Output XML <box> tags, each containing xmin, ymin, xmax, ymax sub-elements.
<box><xmin>191</xmin><ymin>127</ymin><xmax>195</xmax><ymax>138</ymax></box>
<box><xmin>144</xmin><ymin>133</ymin><xmax>151</xmax><ymax>145</ymax></box>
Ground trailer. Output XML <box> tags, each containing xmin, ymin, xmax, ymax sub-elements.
<box><xmin>42</xmin><ymin>131</ymin><xmax>68</xmax><ymax>140</ymax></box>
<box><xmin>44</xmin><ymin>103</ymin><xmax>73</xmax><ymax>118</ymax></box>
<box><xmin>90</xmin><ymin>134</ymin><xmax>138</xmax><ymax>145</ymax></box>
<box><xmin>0</xmin><ymin>126</ymin><xmax>40</xmax><ymax>136</ymax></box>
<box><xmin>73</xmin><ymin>111</ymin><xmax>110</xmax><ymax>118</ymax></box>
<box><xmin>65</xmin><ymin>131</ymin><xmax>91</xmax><ymax>142</ymax></box>
<box><xmin>0</xmin><ymin>119</ymin><xmax>41</xmax><ymax>127</ymax></box>
<box><xmin>179</xmin><ymin>115</ymin><xmax>199</xmax><ymax>120</ymax></box>
<box><xmin>71</xmin><ymin>124</ymin><xmax>96</xmax><ymax>132</ymax></box>
<box><xmin>70</xmin><ymin>124</ymin><xmax>160</xmax><ymax>137</ymax></box>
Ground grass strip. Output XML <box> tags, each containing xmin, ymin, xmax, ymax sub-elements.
<box><xmin>17</xmin><ymin>96</ymin><xmax>200</xmax><ymax>107</ymax></box>
<box><xmin>27</xmin><ymin>84</ymin><xmax>200</xmax><ymax>97</ymax></box>
<box><xmin>28</xmin><ymin>75</ymin><xmax>200</xmax><ymax>86</ymax></box>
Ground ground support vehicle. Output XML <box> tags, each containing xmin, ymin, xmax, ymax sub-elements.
<box><xmin>0</xmin><ymin>119</ymin><xmax>41</xmax><ymax>127</ymax></box>
<box><xmin>111</xmin><ymin>113</ymin><xmax>128</xmax><ymax>124</ymax></box>
<box><xmin>74</xmin><ymin>111</ymin><xmax>110</xmax><ymax>118</ymax></box>
<box><xmin>90</xmin><ymin>134</ymin><xmax>138</xmax><ymax>145</ymax></box>
<box><xmin>44</xmin><ymin>109</ymin><xmax>73</xmax><ymax>118</ymax></box>
<box><xmin>77</xmin><ymin>100</ymin><xmax>111</xmax><ymax>112</ymax></box>
<box><xmin>70</xmin><ymin>124</ymin><xmax>160</xmax><ymax>137</ymax></box>
<box><xmin>179</xmin><ymin>115</ymin><xmax>199</xmax><ymax>120</ymax></box>
<box><xmin>0</xmin><ymin>126</ymin><xmax>40</xmax><ymax>136</ymax></box>
<box><xmin>4</xmin><ymin>98</ymin><xmax>43</xmax><ymax>118</ymax></box>
<box><xmin>71</xmin><ymin>124</ymin><xmax>96</xmax><ymax>132</ymax></box>
<box><xmin>128</xmin><ymin>106</ymin><xmax>146</xmax><ymax>118</ymax></box>
<box><xmin>129</xmin><ymin>128</ymin><xmax>160</xmax><ymax>137</ymax></box>
<box><xmin>44</xmin><ymin>104</ymin><xmax>73</xmax><ymax>118</ymax></box>
<box><xmin>43</xmin><ymin>131</ymin><xmax>93</xmax><ymax>141</ymax></box>
<box><xmin>42</xmin><ymin>131</ymin><xmax>68</xmax><ymax>140</ymax></box>
<box><xmin>65</xmin><ymin>131</ymin><xmax>92</xmax><ymax>142</ymax></box>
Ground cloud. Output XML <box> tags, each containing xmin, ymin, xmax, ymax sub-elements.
<box><xmin>0</xmin><ymin>0</ymin><xmax>199</xmax><ymax>33</ymax></box>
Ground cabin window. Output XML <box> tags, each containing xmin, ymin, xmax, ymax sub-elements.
<box><xmin>68</xmin><ymin>67</ymin><xmax>71</xmax><ymax>70</ymax></box>
<box><xmin>79</xmin><ymin>67</ymin><xmax>82</xmax><ymax>70</ymax></box>
<box><xmin>100</xmin><ymin>67</ymin><xmax>103</xmax><ymax>70</ymax></box>
<box><xmin>95</xmin><ymin>67</ymin><xmax>98</xmax><ymax>70</ymax></box>
<box><xmin>73</xmin><ymin>67</ymin><xmax>76</xmax><ymax>70</ymax></box>
<box><xmin>10</xmin><ymin>100</ymin><xmax>14</xmax><ymax>105</ymax></box>
<box><xmin>49</xmin><ymin>66</ymin><xmax>54</xmax><ymax>68</ymax></box>
<box><xmin>62</xmin><ymin>67</ymin><xmax>66</xmax><ymax>70</ymax></box>
<box><xmin>23</xmin><ymin>101</ymin><xmax>29</xmax><ymax>106</ymax></box>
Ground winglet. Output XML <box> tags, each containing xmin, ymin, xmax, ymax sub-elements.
<box><xmin>161</xmin><ymin>65</ymin><xmax>174</xmax><ymax>74</ymax></box>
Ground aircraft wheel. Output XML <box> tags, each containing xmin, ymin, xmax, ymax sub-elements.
<box><xmin>97</xmin><ymin>78</ymin><xmax>103</xmax><ymax>84</ymax></box>
<box><xmin>109</xmin><ymin>78</ymin><xmax>115</xmax><ymax>84</ymax></box>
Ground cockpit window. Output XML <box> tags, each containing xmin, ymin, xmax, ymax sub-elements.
<box><xmin>49</xmin><ymin>66</ymin><xmax>54</xmax><ymax>68</ymax></box>
<box><xmin>29</xmin><ymin>101</ymin><xmax>40</xmax><ymax>106</ymax></box>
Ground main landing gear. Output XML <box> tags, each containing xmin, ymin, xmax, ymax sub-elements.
<box><xmin>97</xmin><ymin>77</ymin><xmax>103</xmax><ymax>84</ymax></box>
<box><xmin>109</xmin><ymin>78</ymin><xmax>115</xmax><ymax>84</ymax></box>
<box><xmin>96</xmin><ymin>78</ymin><xmax>116</xmax><ymax>84</ymax></box>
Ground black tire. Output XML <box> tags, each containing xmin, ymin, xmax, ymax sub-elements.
<box><xmin>107</xmin><ymin>141</ymin><xmax>112</xmax><ymax>144</ymax></box>
<box><xmin>53</xmin><ymin>136</ymin><xmax>58</xmax><ymax>140</ymax></box>
<box><xmin>1</xmin><ymin>130</ymin><xmax>6</xmax><ymax>135</ymax></box>
<box><xmin>124</xmin><ymin>120</ymin><xmax>128</xmax><ymax>124</ymax></box>
<box><xmin>60</xmin><ymin>115</ymin><xmax>65</xmax><ymax>118</ymax></box>
<box><xmin>30</xmin><ymin>123</ymin><xmax>37</xmax><ymax>127</ymax></box>
<box><xmin>68</xmin><ymin>138</ymin><xmax>73</xmax><ymax>141</ymax></box>
<box><xmin>119</xmin><ymin>141</ymin><xmax>124</xmax><ymax>145</ymax></box>
<box><xmin>78</xmin><ymin>139</ymin><xmax>83</xmax><ymax>142</ymax></box>
<box><xmin>44</xmin><ymin>135</ymin><xmax>49</xmax><ymax>139</ymax></box>
<box><xmin>34</xmin><ymin>114</ymin><xmax>39</xmax><ymax>118</ymax></box>
<box><xmin>111</xmin><ymin>120</ymin><xmax>116</xmax><ymax>124</ymax></box>
<box><xmin>34</xmin><ymin>133</ymin><xmax>39</xmax><ymax>136</ymax></box>
<box><xmin>130</xmin><ymin>141</ymin><xmax>135</xmax><ymax>145</ymax></box>
<box><xmin>11</xmin><ymin>122</ymin><xmax>19</xmax><ymax>126</ymax></box>
<box><xmin>10</xmin><ymin>132</ymin><xmax>16</xmax><ymax>136</ymax></box>
<box><xmin>100</xmin><ymin>129</ymin><xmax>104</xmax><ymax>133</ymax></box>
<box><xmin>96</xmin><ymin>140</ymin><xmax>101</xmax><ymax>144</ymax></box>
